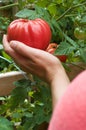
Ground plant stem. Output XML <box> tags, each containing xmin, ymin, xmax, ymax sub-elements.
<box><xmin>72</xmin><ymin>1</ymin><xmax>86</xmax><ymax>9</ymax></box>
<box><xmin>65</xmin><ymin>13</ymin><xmax>86</xmax><ymax>17</ymax></box>
<box><xmin>0</xmin><ymin>56</ymin><xmax>11</xmax><ymax>63</ymax></box>
<box><xmin>0</xmin><ymin>56</ymin><xmax>28</xmax><ymax>79</ymax></box>
<box><xmin>57</xmin><ymin>1</ymin><xmax>86</xmax><ymax>21</ymax></box>
<box><xmin>0</xmin><ymin>3</ymin><xmax>19</xmax><ymax>10</ymax></box>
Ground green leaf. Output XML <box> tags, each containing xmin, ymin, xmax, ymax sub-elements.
<box><xmin>79</xmin><ymin>48</ymin><xmax>86</xmax><ymax>62</ymax></box>
<box><xmin>8</xmin><ymin>79</ymin><xmax>32</xmax><ymax>109</ymax></box>
<box><xmin>8</xmin><ymin>87</ymin><xmax>28</xmax><ymax>110</ymax></box>
<box><xmin>80</xmin><ymin>16</ymin><xmax>86</xmax><ymax>25</ymax></box>
<box><xmin>0</xmin><ymin>97</ymin><xmax>6</xmax><ymax>101</ymax></box>
<box><xmin>0</xmin><ymin>104</ymin><xmax>8</xmax><ymax>115</ymax></box>
<box><xmin>13</xmin><ymin>78</ymin><xmax>31</xmax><ymax>88</ymax></box>
<box><xmin>48</xmin><ymin>3</ymin><xmax>57</xmax><ymax>15</ymax></box>
<box><xmin>0</xmin><ymin>117</ymin><xmax>13</xmax><ymax>130</ymax></box>
<box><xmin>15</xmin><ymin>6</ymin><xmax>51</xmax><ymax>21</ymax></box>
<box><xmin>2</xmin><ymin>51</ymin><xmax>11</xmax><ymax>60</ymax></box>
<box><xmin>12</xmin><ymin>112</ymin><xmax>22</xmax><ymax>120</ymax></box>
<box><xmin>35</xmin><ymin>5</ymin><xmax>51</xmax><ymax>21</ymax></box>
<box><xmin>35</xmin><ymin>0</ymin><xmax>49</xmax><ymax>7</ymax></box>
<box><xmin>63</xmin><ymin>34</ymin><xmax>78</xmax><ymax>48</ymax></box>
<box><xmin>23</xmin><ymin>117</ymin><xmax>35</xmax><ymax>129</ymax></box>
<box><xmin>15</xmin><ymin>8</ymin><xmax>36</xmax><ymax>19</ymax></box>
<box><xmin>55</xmin><ymin>41</ymin><xmax>75</xmax><ymax>55</ymax></box>
<box><xmin>23</xmin><ymin>112</ymin><xmax>33</xmax><ymax>118</ymax></box>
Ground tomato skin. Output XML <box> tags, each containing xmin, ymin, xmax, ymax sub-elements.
<box><xmin>74</xmin><ymin>27</ymin><xmax>86</xmax><ymax>40</ymax></box>
<box><xmin>46</xmin><ymin>43</ymin><xmax>57</xmax><ymax>53</ymax></box>
<box><xmin>7</xmin><ymin>18</ymin><xmax>51</xmax><ymax>50</ymax></box>
<box><xmin>46</xmin><ymin>43</ymin><xmax>67</xmax><ymax>62</ymax></box>
<box><xmin>56</xmin><ymin>55</ymin><xmax>67</xmax><ymax>62</ymax></box>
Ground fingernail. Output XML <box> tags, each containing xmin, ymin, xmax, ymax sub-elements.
<box><xmin>10</xmin><ymin>41</ymin><xmax>17</xmax><ymax>48</ymax></box>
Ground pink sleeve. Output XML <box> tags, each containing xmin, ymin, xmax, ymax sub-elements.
<box><xmin>48</xmin><ymin>70</ymin><xmax>86</xmax><ymax>130</ymax></box>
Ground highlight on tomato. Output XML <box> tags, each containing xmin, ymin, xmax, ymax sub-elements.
<box><xmin>74</xmin><ymin>27</ymin><xmax>86</xmax><ymax>40</ymax></box>
<box><xmin>46</xmin><ymin>43</ymin><xmax>67</xmax><ymax>62</ymax></box>
<box><xmin>7</xmin><ymin>18</ymin><xmax>52</xmax><ymax>50</ymax></box>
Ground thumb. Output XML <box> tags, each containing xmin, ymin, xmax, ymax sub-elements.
<box><xmin>10</xmin><ymin>41</ymin><xmax>35</xmax><ymax>57</ymax></box>
<box><xmin>10</xmin><ymin>40</ymin><xmax>28</xmax><ymax>51</ymax></box>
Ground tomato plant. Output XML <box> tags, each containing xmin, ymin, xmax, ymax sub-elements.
<box><xmin>74</xmin><ymin>15</ymin><xmax>81</xmax><ymax>26</ymax></box>
<box><xmin>0</xmin><ymin>78</ymin><xmax>52</xmax><ymax>130</ymax></box>
<box><xmin>7</xmin><ymin>18</ymin><xmax>51</xmax><ymax>50</ymax></box>
<box><xmin>0</xmin><ymin>0</ymin><xmax>86</xmax><ymax>129</ymax></box>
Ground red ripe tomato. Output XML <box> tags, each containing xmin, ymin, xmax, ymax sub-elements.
<box><xmin>7</xmin><ymin>18</ymin><xmax>51</xmax><ymax>50</ymax></box>
<box><xmin>46</xmin><ymin>43</ymin><xmax>57</xmax><ymax>52</ymax></box>
<box><xmin>56</xmin><ymin>55</ymin><xmax>67</xmax><ymax>62</ymax></box>
<box><xmin>46</xmin><ymin>43</ymin><xmax>67</xmax><ymax>62</ymax></box>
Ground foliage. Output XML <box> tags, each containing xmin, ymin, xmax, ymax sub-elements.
<box><xmin>0</xmin><ymin>116</ymin><xmax>13</xmax><ymax>130</ymax></box>
<box><xmin>0</xmin><ymin>0</ymin><xmax>86</xmax><ymax>129</ymax></box>
<box><xmin>0</xmin><ymin>16</ymin><xmax>13</xmax><ymax>72</ymax></box>
<box><xmin>15</xmin><ymin>0</ymin><xmax>86</xmax><ymax>62</ymax></box>
<box><xmin>0</xmin><ymin>17</ymin><xmax>10</xmax><ymax>42</ymax></box>
<box><xmin>0</xmin><ymin>77</ymin><xmax>52</xmax><ymax>129</ymax></box>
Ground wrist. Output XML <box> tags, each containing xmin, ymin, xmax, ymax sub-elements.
<box><xmin>50</xmin><ymin>64</ymin><xmax>70</xmax><ymax>109</ymax></box>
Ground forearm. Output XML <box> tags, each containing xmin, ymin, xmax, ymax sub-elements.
<box><xmin>50</xmin><ymin>65</ymin><xmax>70</xmax><ymax>109</ymax></box>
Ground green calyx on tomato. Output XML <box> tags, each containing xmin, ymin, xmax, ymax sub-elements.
<box><xmin>46</xmin><ymin>43</ymin><xmax>67</xmax><ymax>62</ymax></box>
<box><xmin>7</xmin><ymin>18</ymin><xmax>52</xmax><ymax>50</ymax></box>
<box><xmin>74</xmin><ymin>27</ymin><xmax>86</xmax><ymax>40</ymax></box>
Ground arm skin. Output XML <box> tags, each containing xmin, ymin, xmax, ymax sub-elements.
<box><xmin>3</xmin><ymin>35</ymin><xmax>70</xmax><ymax>109</ymax></box>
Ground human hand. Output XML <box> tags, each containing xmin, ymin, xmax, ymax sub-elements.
<box><xmin>3</xmin><ymin>34</ymin><xmax>70</xmax><ymax>108</ymax></box>
<box><xmin>3</xmin><ymin>35</ymin><xmax>62</xmax><ymax>84</ymax></box>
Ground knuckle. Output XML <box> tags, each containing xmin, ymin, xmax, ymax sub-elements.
<box><xmin>4</xmin><ymin>47</ymin><xmax>9</xmax><ymax>54</ymax></box>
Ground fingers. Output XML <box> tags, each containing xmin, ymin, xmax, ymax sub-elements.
<box><xmin>9</xmin><ymin>40</ymin><xmax>41</xmax><ymax>59</ymax></box>
<box><xmin>2</xmin><ymin>34</ymin><xmax>61</xmax><ymax>83</ymax></box>
<box><xmin>3</xmin><ymin>35</ymin><xmax>31</xmax><ymax>58</ymax></box>
<box><xmin>3</xmin><ymin>35</ymin><xmax>45</xmax><ymax>72</ymax></box>
<box><xmin>3</xmin><ymin>34</ymin><xmax>58</xmax><ymax>63</ymax></box>
<box><xmin>3</xmin><ymin>34</ymin><xmax>14</xmax><ymax>55</ymax></box>
<box><xmin>3</xmin><ymin>35</ymin><xmax>23</xmax><ymax>61</ymax></box>
<box><xmin>9</xmin><ymin>39</ymin><xmax>57</xmax><ymax>61</ymax></box>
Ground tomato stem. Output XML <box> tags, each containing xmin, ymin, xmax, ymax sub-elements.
<box><xmin>0</xmin><ymin>3</ymin><xmax>19</xmax><ymax>10</ymax></box>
